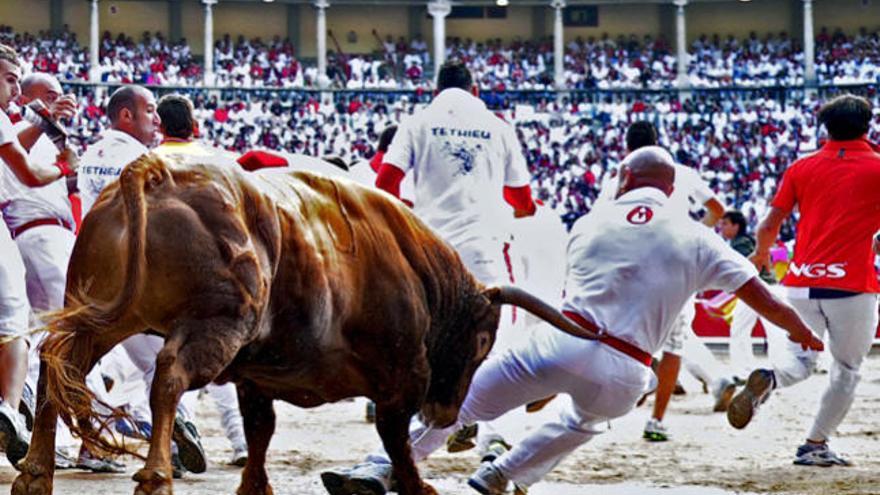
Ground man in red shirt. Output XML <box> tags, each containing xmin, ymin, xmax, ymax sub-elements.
<box><xmin>729</xmin><ymin>94</ymin><xmax>880</xmax><ymax>467</ymax></box>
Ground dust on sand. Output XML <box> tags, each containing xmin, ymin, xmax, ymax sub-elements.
<box><xmin>2</xmin><ymin>355</ymin><xmax>878</xmax><ymax>495</ymax></box>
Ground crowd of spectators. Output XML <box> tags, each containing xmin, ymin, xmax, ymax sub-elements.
<box><xmin>59</xmin><ymin>86</ymin><xmax>880</xmax><ymax>232</ymax></box>
<box><xmin>5</xmin><ymin>23</ymin><xmax>880</xmax><ymax>231</ymax></box>
<box><xmin>3</xmin><ymin>25</ymin><xmax>880</xmax><ymax>90</ymax></box>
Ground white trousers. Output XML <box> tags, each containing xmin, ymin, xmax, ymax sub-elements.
<box><xmin>119</xmin><ymin>335</ymin><xmax>246</xmax><ymax>448</ymax></box>
<box><xmin>368</xmin><ymin>326</ymin><xmax>653</xmax><ymax>487</ymax></box>
<box><xmin>0</xmin><ymin>224</ymin><xmax>29</xmax><ymax>340</ymax></box>
<box><xmin>663</xmin><ymin>298</ymin><xmax>728</xmax><ymax>387</ymax></box>
<box><xmin>769</xmin><ymin>293</ymin><xmax>878</xmax><ymax>442</ymax></box>
<box><xmin>14</xmin><ymin>225</ymin><xmax>76</xmax><ymax>313</ymax></box>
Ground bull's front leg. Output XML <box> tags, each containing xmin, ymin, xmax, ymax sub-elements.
<box><xmin>235</xmin><ymin>382</ymin><xmax>275</xmax><ymax>495</ymax></box>
<box><xmin>375</xmin><ymin>405</ymin><xmax>437</xmax><ymax>495</ymax></box>
<box><xmin>12</xmin><ymin>361</ymin><xmax>58</xmax><ymax>495</ymax></box>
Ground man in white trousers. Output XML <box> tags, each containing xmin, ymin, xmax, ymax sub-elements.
<box><xmin>0</xmin><ymin>44</ymin><xmax>78</xmax><ymax>467</ymax></box>
<box><xmin>321</xmin><ymin>147</ymin><xmax>823</xmax><ymax>495</ymax></box>
<box><xmin>728</xmin><ymin>94</ymin><xmax>880</xmax><ymax>467</ymax></box>
<box><xmin>596</xmin><ymin>122</ymin><xmax>736</xmax><ymax>441</ymax></box>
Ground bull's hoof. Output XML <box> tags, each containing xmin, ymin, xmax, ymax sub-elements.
<box><xmin>11</xmin><ymin>460</ymin><xmax>53</xmax><ymax>495</ymax></box>
<box><xmin>235</xmin><ymin>482</ymin><xmax>274</xmax><ymax>495</ymax></box>
<box><xmin>133</xmin><ymin>468</ymin><xmax>173</xmax><ymax>495</ymax></box>
<box><xmin>419</xmin><ymin>482</ymin><xmax>439</xmax><ymax>495</ymax></box>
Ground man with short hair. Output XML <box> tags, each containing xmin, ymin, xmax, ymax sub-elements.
<box><xmin>0</xmin><ymin>44</ymin><xmax>78</xmax><ymax>466</ymax></box>
<box><xmin>77</xmin><ymin>85</ymin><xmax>160</xmax><ymax>215</ymax></box>
<box><xmin>719</xmin><ymin>209</ymin><xmax>779</xmax><ymax>375</ymax></box>
<box><xmin>599</xmin><ymin>122</ymin><xmax>736</xmax><ymax>442</ymax></box>
<box><xmin>729</xmin><ymin>94</ymin><xmax>880</xmax><ymax>467</ymax></box>
<box><xmin>321</xmin><ymin>146</ymin><xmax>822</xmax><ymax>495</ymax></box>
<box><xmin>374</xmin><ymin>59</ymin><xmax>535</xmax><ymax>457</ymax></box>
<box><xmin>374</xmin><ymin>59</ymin><xmax>536</xmax><ymax>286</ymax></box>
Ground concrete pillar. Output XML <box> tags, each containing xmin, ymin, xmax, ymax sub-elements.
<box><xmin>287</xmin><ymin>3</ymin><xmax>301</xmax><ymax>56</ymax></box>
<box><xmin>803</xmin><ymin>0</ymin><xmax>816</xmax><ymax>86</ymax></box>
<box><xmin>674</xmin><ymin>0</ymin><xmax>688</xmax><ymax>89</ymax></box>
<box><xmin>89</xmin><ymin>0</ymin><xmax>99</xmax><ymax>83</ymax></box>
<box><xmin>315</xmin><ymin>0</ymin><xmax>329</xmax><ymax>88</ymax></box>
<box><xmin>428</xmin><ymin>0</ymin><xmax>451</xmax><ymax>76</ymax></box>
<box><xmin>49</xmin><ymin>0</ymin><xmax>63</xmax><ymax>34</ymax></box>
<box><xmin>169</xmin><ymin>0</ymin><xmax>183</xmax><ymax>43</ymax></box>
<box><xmin>203</xmin><ymin>0</ymin><xmax>216</xmax><ymax>85</ymax></box>
<box><xmin>552</xmin><ymin>0</ymin><xmax>565</xmax><ymax>90</ymax></box>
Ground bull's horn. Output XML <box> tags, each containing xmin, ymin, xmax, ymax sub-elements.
<box><xmin>492</xmin><ymin>286</ymin><xmax>601</xmax><ymax>341</ymax></box>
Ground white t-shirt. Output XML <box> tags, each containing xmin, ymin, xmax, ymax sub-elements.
<box><xmin>0</xmin><ymin>121</ymin><xmax>73</xmax><ymax>230</ymax></box>
<box><xmin>0</xmin><ymin>110</ymin><xmax>17</xmax><ymax>212</ymax></box>
<box><xmin>77</xmin><ymin>129</ymin><xmax>149</xmax><ymax>215</ymax></box>
<box><xmin>561</xmin><ymin>187</ymin><xmax>757</xmax><ymax>355</ymax></box>
<box><xmin>596</xmin><ymin>162</ymin><xmax>717</xmax><ymax>218</ymax></box>
<box><xmin>384</xmin><ymin>88</ymin><xmax>530</xmax><ymax>245</ymax></box>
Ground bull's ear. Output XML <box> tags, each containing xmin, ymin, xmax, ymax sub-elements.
<box><xmin>481</xmin><ymin>287</ymin><xmax>502</xmax><ymax>305</ymax></box>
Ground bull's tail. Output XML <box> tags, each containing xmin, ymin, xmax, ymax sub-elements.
<box><xmin>41</xmin><ymin>303</ymin><xmax>144</xmax><ymax>458</ymax></box>
<box><xmin>40</xmin><ymin>156</ymin><xmax>168</xmax><ymax>458</ymax></box>
<box><xmin>490</xmin><ymin>285</ymin><xmax>601</xmax><ymax>341</ymax></box>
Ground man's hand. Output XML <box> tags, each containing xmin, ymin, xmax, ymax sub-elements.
<box><xmin>748</xmin><ymin>249</ymin><xmax>772</xmax><ymax>273</ymax></box>
<box><xmin>56</xmin><ymin>147</ymin><xmax>79</xmax><ymax>176</ymax></box>
<box><xmin>49</xmin><ymin>94</ymin><xmax>78</xmax><ymax>121</ymax></box>
<box><xmin>787</xmin><ymin>325</ymin><xmax>824</xmax><ymax>352</ymax></box>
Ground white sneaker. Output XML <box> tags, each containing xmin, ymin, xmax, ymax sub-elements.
<box><xmin>643</xmin><ymin>418</ymin><xmax>669</xmax><ymax>442</ymax></box>
<box><xmin>0</xmin><ymin>399</ymin><xmax>30</xmax><ymax>465</ymax></box>
<box><xmin>468</xmin><ymin>461</ymin><xmax>509</xmax><ymax>495</ymax></box>
<box><xmin>321</xmin><ymin>462</ymin><xmax>393</xmax><ymax>495</ymax></box>
<box><xmin>228</xmin><ymin>444</ymin><xmax>248</xmax><ymax>467</ymax></box>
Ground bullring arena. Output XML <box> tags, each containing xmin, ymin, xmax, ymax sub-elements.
<box><xmin>1</xmin><ymin>0</ymin><xmax>880</xmax><ymax>494</ymax></box>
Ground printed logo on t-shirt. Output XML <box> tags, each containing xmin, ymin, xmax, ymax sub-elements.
<box><xmin>788</xmin><ymin>262</ymin><xmax>847</xmax><ymax>279</ymax></box>
<box><xmin>626</xmin><ymin>205</ymin><xmax>653</xmax><ymax>225</ymax></box>
<box><xmin>442</xmin><ymin>141</ymin><xmax>484</xmax><ymax>176</ymax></box>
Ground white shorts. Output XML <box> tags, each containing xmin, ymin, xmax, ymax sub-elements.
<box><xmin>0</xmin><ymin>223</ymin><xmax>30</xmax><ymax>341</ymax></box>
<box><xmin>453</xmin><ymin>237</ymin><xmax>506</xmax><ymax>287</ymax></box>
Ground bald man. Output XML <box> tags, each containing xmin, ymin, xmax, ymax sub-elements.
<box><xmin>321</xmin><ymin>147</ymin><xmax>823</xmax><ymax>495</ymax></box>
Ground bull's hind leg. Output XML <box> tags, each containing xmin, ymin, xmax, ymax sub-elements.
<box><xmin>375</xmin><ymin>405</ymin><xmax>438</xmax><ymax>495</ymax></box>
<box><xmin>133</xmin><ymin>317</ymin><xmax>247</xmax><ymax>495</ymax></box>
<box><xmin>235</xmin><ymin>382</ymin><xmax>275</xmax><ymax>495</ymax></box>
<box><xmin>11</xmin><ymin>361</ymin><xmax>58</xmax><ymax>495</ymax></box>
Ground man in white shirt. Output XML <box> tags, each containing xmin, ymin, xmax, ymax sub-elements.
<box><xmin>375</xmin><ymin>60</ymin><xmax>536</xmax><ymax>286</ymax></box>
<box><xmin>78</xmin><ymin>85</ymin><xmax>159</xmax><ymax>216</ymax></box>
<box><xmin>320</xmin><ymin>147</ymin><xmax>822</xmax><ymax>495</ymax></box>
<box><xmin>0</xmin><ymin>44</ymin><xmax>78</xmax><ymax>466</ymax></box>
<box><xmin>598</xmin><ymin>122</ymin><xmax>736</xmax><ymax>441</ymax></box>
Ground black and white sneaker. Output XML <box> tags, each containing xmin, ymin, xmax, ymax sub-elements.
<box><xmin>0</xmin><ymin>399</ymin><xmax>30</xmax><ymax>466</ymax></box>
<box><xmin>172</xmin><ymin>415</ymin><xmax>206</xmax><ymax>474</ymax></box>
<box><xmin>321</xmin><ymin>462</ymin><xmax>393</xmax><ymax>495</ymax></box>
<box><xmin>468</xmin><ymin>461</ymin><xmax>509</xmax><ymax>495</ymax></box>
<box><xmin>18</xmin><ymin>383</ymin><xmax>35</xmax><ymax>431</ymax></box>
<box><xmin>794</xmin><ymin>442</ymin><xmax>852</xmax><ymax>467</ymax></box>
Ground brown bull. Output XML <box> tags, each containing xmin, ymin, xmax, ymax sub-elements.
<box><xmin>12</xmin><ymin>154</ymin><xmax>595</xmax><ymax>495</ymax></box>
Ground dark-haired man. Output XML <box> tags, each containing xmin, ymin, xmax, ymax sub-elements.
<box><xmin>374</xmin><ymin>59</ymin><xmax>535</xmax><ymax>285</ymax></box>
<box><xmin>729</xmin><ymin>94</ymin><xmax>880</xmax><ymax>467</ymax></box>
<box><xmin>77</xmin><ymin>85</ymin><xmax>159</xmax><ymax>215</ymax></box>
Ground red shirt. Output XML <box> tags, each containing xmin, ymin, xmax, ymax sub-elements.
<box><xmin>772</xmin><ymin>139</ymin><xmax>880</xmax><ymax>292</ymax></box>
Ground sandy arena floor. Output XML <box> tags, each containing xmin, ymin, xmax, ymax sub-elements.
<box><xmin>2</xmin><ymin>354</ymin><xmax>879</xmax><ymax>495</ymax></box>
